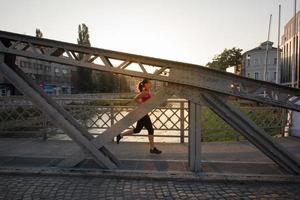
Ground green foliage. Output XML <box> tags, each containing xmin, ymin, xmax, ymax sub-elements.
<box><xmin>76</xmin><ymin>23</ymin><xmax>130</xmax><ymax>93</ymax></box>
<box><xmin>77</xmin><ymin>24</ymin><xmax>94</xmax><ymax>92</ymax></box>
<box><xmin>35</xmin><ymin>28</ymin><xmax>43</xmax><ymax>38</ymax></box>
<box><xmin>206</xmin><ymin>47</ymin><xmax>243</xmax><ymax>72</ymax></box>
<box><xmin>77</xmin><ymin>24</ymin><xmax>91</xmax><ymax>47</ymax></box>
<box><xmin>202</xmin><ymin>106</ymin><xmax>285</xmax><ymax>142</ymax></box>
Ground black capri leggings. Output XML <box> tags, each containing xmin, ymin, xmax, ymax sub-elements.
<box><xmin>133</xmin><ymin>114</ymin><xmax>154</xmax><ymax>135</ymax></box>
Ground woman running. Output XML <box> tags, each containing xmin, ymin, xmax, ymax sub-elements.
<box><xmin>116</xmin><ymin>79</ymin><xmax>162</xmax><ymax>154</ymax></box>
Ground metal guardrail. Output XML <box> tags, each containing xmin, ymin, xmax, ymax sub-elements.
<box><xmin>0</xmin><ymin>97</ymin><xmax>287</xmax><ymax>143</ymax></box>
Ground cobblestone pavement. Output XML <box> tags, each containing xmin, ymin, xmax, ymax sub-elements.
<box><xmin>0</xmin><ymin>174</ymin><xmax>299</xmax><ymax>200</ymax></box>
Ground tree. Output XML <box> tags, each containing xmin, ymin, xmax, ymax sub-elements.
<box><xmin>77</xmin><ymin>24</ymin><xmax>91</xmax><ymax>47</ymax></box>
<box><xmin>77</xmin><ymin>23</ymin><xmax>94</xmax><ymax>92</ymax></box>
<box><xmin>206</xmin><ymin>47</ymin><xmax>243</xmax><ymax>72</ymax></box>
<box><xmin>35</xmin><ymin>28</ymin><xmax>43</xmax><ymax>38</ymax></box>
<box><xmin>76</xmin><ymin>23</ymin><xmax>130</xmax><ymax>93</ymax></box>
<box><xmin>119</xmin><ymin>76</ymin><xmax>130</xmax><ymax>92</ymax></box>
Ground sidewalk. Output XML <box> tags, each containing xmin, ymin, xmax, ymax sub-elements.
<box><xmin>0</xmin><ymin>136</ymin><xmax>300</xmax><ymax>178</ymax></box>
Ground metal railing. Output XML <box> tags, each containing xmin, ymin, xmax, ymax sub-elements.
<box><xmin>0</xmin><ymin>96</ymin><xmax>288</xmax><ymax>143</ymax></box>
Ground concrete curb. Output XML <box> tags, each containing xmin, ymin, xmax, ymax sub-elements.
<box><xmin>0</xmin><ymin>166</ymin><xmax>299</xmax><ymax>183</ymax></box>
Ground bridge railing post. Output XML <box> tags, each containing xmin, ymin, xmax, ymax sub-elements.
<box><xmin>180</xmin><ymin>101</ymin><xmax>185</xmax><ymax>143</ymax></box>
<box><xmin>110</xmin><ymin>104</ymin><xmax>114</xmax><ymax>127</ymax></box>
<box><xmin>188</xmin><ymin>101</ymin><xmax>202</xmax><ymax>172</ymax></box>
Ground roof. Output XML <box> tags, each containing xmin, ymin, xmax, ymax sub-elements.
<box><xmin>243</xmin><ymin>41</ymin><xmax>279</xmax><ymax>56</ymax></box>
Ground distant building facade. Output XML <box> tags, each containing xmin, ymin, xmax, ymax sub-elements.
<box><xmin>280</xmin><ymin>10</ymin><xmax>300</xmax><ymax>86</ymax></box>
<box><xmin>16</xmin><ymin>57</ymin><xmax>72</xmax><ymax>95</ymax></box>
<box><xmin>0</xmin><ymin>56</ymin><xmax>73</xmax><ymax>96</ymax></box>
<box><xmin>226</xmin><ymin>66</ymin><xmax>238</xmax><ymax>74</ymax></box>
<box><xmin>241</xmin><ymin>41</ymin><xmax>280</xmax><ymax>83</ymax></box>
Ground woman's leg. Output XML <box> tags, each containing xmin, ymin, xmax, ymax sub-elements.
<box><xmin>117</xmin><ymin>129</ymin><xmax>134</xmax><ymax>144</ymax></box>
<box><xmin>121</xmin><ymin>129</ymin><xmax>134</xmax><ymax>136</ymax></box>
<box><xmin>148</xmin><ymin>135</ymin><xmax>155</xmax><ymax>149</ymax></box>
<box><xmin>144</xmin><ymin>115</ymin><xmax>161</xmax><ymax>153</ymax></box>
<box><xmin>116</xmin><ymin>117</ymin><xmax>144</xmax><ymax>143</ymax></box>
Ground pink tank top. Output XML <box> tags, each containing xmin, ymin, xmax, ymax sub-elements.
<box><xmin>141</xmin><ymin>91</ymin><xmax>152</xmax><ymax>103</ymax></box>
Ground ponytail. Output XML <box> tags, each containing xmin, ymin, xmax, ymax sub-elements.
<box><xmin>137</xmin><ymin>79</ymin><xmax>149</xmax><ymax>92</ymax></box>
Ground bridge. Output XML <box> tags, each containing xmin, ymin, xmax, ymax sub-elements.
<box><xmin>0</xmin><ymin>30</ymin><xmax>300</xmax><ymax>175</ymax></box>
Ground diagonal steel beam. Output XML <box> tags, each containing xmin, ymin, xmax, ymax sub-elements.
<box><xmin>0</xmin><ymin>53</ymin><xmax>119</xmax><ymax>169</ymax></box>
<box><xmin>58</xmin><ymin>85</ymin><xmax>175</xmax><ymax>167</ymax></box>
<box><xmin>177</xmin><ymin>85</ymin><xmax>300</xmax><ymax>174</ymax></box>
<box><xmin>201</xmin><ymin>94</ymin><xmax>300</xmax><ymax>174</ymax></box>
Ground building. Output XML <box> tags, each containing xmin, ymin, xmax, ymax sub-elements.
<box><xmin>280</xmin><ymin>10</ymin><xmax>300</xmax><ymax>138</ymax></box>
<box><xmin>241</xmin><ymin>41</ymin><xmax>280</xmax><ymax>83</ymax></box>
<box><xmin>16</xmin><ymin>57</ymin><xmax>72</xmax><ymax>95</ymax></box>
<box><xmin>280</xmin><ymin>10</ymin><xmax>300</xmax><ymax>86</ymax></box>
<box><xmin>226</xmin><ymin>66</ymin><xmax>238</xmax><ymax>74</ymax></box>
<box><xmin>0</xmin><ymin>56</ymin><xmax>73</xmax><ymax>96</ymax></box>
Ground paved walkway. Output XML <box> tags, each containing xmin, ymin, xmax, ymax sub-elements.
<box><xmin>0</xmin><ymin>137</ymin><xmax>300</xmax><ymax>199</ymax></box>
<box><xmin>0</xmin><ymin>174</ymin><xmax>299</xmax><ymax>200</ymax></box>
<box><xmin>0</xmin><ymin>137</ymin><xmax>300</xmax><ymax>175</ymax></box>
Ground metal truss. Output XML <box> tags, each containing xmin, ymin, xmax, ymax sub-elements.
<box><xmin>0</xmin><ymin>54</ymin><xmax>119</xmax><ymax>169</ymax></box>
<box><xmin>58</xmin><ymin>86</ymin><xmax>175</xmax><ymax>167</ymax></box>
<box><xmin>177</xmin><ymin>85</ymin><xmax>300</xmax><ymax>175</ymax></box>
<box><xmin>0</xmin><ymin>30</ymin><xmax>300</xmax><ymax>111</ymax></box>
<box><xmin>200</xmin><ymin>93</ymin><xmax>300</xmax><ymax>174</ymax></box>
<box><xmin>1</xmin><ymin>30</ymin><xmax>300</xmax><ymax>174</ymax></box>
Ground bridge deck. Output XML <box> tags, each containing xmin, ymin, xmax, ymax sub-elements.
<box><xmin>0</xmin><ymin>137</ymin><xmax>299</xmax><ymax>175</ymax></box>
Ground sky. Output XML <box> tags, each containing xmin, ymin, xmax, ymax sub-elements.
<box><xmin>0</xmin><ymin>0</ymin><xmax>299</xmax><ymax>66</ymax></box>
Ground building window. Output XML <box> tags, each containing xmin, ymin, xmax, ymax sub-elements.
<box><xmin>54</xmin><ymin>68</ymin><xmax>60</xmax><ymax>76</ymax></box>
<box><xmin>45</xmin><ymin>65</ymin><xmax>51</xmax><ymax>72</ymax></box>
<box><xmin>246</xmin><ymin>55</ymin><xmax>251</xmax><ymax>67</ymax></box>
<box><xmin>247</xmin><ymin>73</ymin><xmax>250</xmax><ymax>78</ymax></box>
<box><xmin>1</xmin><ymin>89</ymin><xmax>6</xmax><ymax>96</ymax></box>
<box><xmin>38</xmin><ymin>64</ymin><xmax>43</xmax><ymax>70</ymax></box>
<box><xmin>62</xmin><ymin>69</ymin><xmax>68</xmax><ymax>75</ymax></box>
<box><xmin>27</xmin><ymin>62</ymin><xmax>32</xmax><ymax>69</ymax></box>
<box><xmin>274</xmin><ymin>58</ymin><xmax>277</xmax><ymax>65</ymax></box>
<box><xmin>20</xmin><ymin>61</ymin><xmax>25</xmax><ymax>68</ymax></box>
<box><xmin>274</xmin><ymin>72</ymin><xmax>277</xmax><ymax>81</ymax></box>
<box><xmin>254</xmin><ymin>72</ymin><xmax>259</xmax><ymax>80</ymax></box>
<box><xmin>33</xmin><ymin>63</ymin><xmax>38</xmax><ymax>70</ymax></box>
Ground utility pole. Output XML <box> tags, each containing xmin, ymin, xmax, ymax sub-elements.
<box><xmin>264</xmin><ymin>14</ymin><xmax>272</xmax><ymax>82</ymax></box>
<box><xmin>276</xmin><ymin>5</ymin><xmax>281</xmax><ymax>84</ymax></box>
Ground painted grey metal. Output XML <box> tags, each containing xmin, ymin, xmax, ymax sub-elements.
<box><xmin>58</xmin><ymin>86</ymin><xmax>175</xmax><ymax>167</ymax></box>
<box><xmin>200</xmin><ymin>93</ymin><xmax>300</xmax><ymax>174</ymax></box>
<box><xmin>1</xmin><ymin>30</ymin><xmax>300</xmax><ymax>111</ymax></box>
<box><xmin>0</xmin><ymin>54</ymin><xmax>119</xmax><ymax>169</ymax></box>
<box><xmin>0</xmin><ymin>98</ymin><xmax>286</xmax><ymax>142</ymax></box>
<box><xmin>177</xmin><ymin>84</ymin><xmax>300</xmax><ymax>174</ymax></box>
<box><xmin>188</xmin><ymin>102</ymin><xmax>202</xmax><ymax>172</ymax></box>
<box><xmin>180</xmin><ymin>101</ymin><xmax>185</xmax><ymax>143</ymax></box>
<box><xmin>0</xmin><ymin>30</ymin><xmax>300</xmax><ymax>174</ymax></box>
